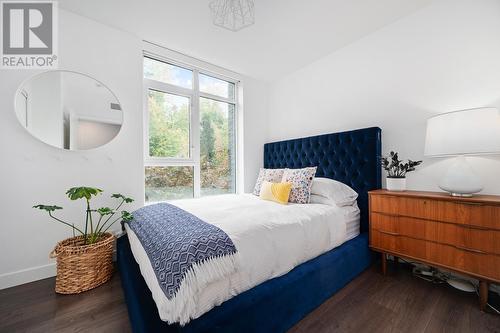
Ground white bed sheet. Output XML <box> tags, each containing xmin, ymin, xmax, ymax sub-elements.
<box><xmin>125</xmin><ymin>194</ymin><xmax>360</xmax><ymax>324</ymax></box>
<box><xmin>342</xmin><ymin>203</ymin><xmax>361</xmax><ymax>241</ymax></box>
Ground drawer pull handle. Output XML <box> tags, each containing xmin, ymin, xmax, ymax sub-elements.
<box><xmin>464</xmin><ymin>224</ymin><xmax>491</xmax><ymax>231</ymax></box>
<box><xmin>457</xmin><ymin>201</ymin><xmax>483</xmax><ymax>206</ymax></box>
<box><xmin>456</xmin><ymin>245</ymin><xmax>486</xmax><ymax>254</ymax></box>
<box><xmin>378</xmin><ymin>230</ymin><xmax>399</xmax><ymax>236</ymax></box>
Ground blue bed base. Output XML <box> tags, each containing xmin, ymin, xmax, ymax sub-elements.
<box><xmin>118</xmin><ymin>232</ymin><xmax>373</xmax><ymax>333</ymax></box>
<box><xmin>118</xmin><ymin>127</ymin><xmax>382</xmax><ymax>332</ymax></box>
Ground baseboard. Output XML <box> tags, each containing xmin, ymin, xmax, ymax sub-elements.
<box><xmin>0</xmin><ymin>263</ymin><xmax>56</xmax><ymax>290</ymax></box>
<box><xmin>0</xmin><ymin>247</ymin><xmax>118</xmax><ymax>290</ymax></box>
<box><xmin>0</xmin><ymin>232</ymin><xmax>123</xmax><ymax>290</ymax></box>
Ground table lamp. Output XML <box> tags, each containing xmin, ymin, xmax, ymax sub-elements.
<box><xmin>424</xmin><ymin>107</ymin><xmax>500</xmax><ymax>197</ymax></box>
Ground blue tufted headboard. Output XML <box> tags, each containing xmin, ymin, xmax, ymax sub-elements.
<box><xmin>263</xmin><ymin>127</ymin><xmax>381</xmax><ymax>233</ymax></box>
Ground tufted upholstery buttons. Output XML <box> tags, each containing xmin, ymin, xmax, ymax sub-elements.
<box><xmin>264</xmin><ymin>127</ymin><xmax>381</xmax><ymax>233</ymax></box>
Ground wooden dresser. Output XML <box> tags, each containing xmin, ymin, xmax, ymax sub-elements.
<box><xmin>368</xmin><ymin>189</ymin><xmax>500</xmax><ymax>310</ymax></box>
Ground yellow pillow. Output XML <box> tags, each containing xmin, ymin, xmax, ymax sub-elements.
<box><xmin>259</xmin><ymin>181</ymin><xmax>292</xmax><ymax>205</ymax></box>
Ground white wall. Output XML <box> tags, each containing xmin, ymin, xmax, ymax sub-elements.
<box><xmin>0</xmin><ymin>9</ymin><xmax>268</xmax><ymax>288</ymax></box>
<box><xmin>0</xmin><ymin>10</ymin><xmax>144</xmax><ymax>288</ymax></box>
<box><xmin>267</xmin><ymin>0</ymin><xmax>500</xmax><ymax>194</ymax></box>
<box><xmin>241</xmin><ymin>77</ymin><xmax>269</xmax><ymax>192</ymax></box>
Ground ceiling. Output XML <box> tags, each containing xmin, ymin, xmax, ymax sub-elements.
<box><xmin>60</xmin><ymin>0</ymin><xmax>433</xmax><ymax>80</ymax></box>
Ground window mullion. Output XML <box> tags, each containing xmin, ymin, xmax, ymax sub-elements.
<box><xmin>144</xmin><ymin>158</ymin><xmax>195</xmax><ymax>167</ymax></box>
<box><xmin>199</xmin><ymin>92</ymin><xmax>235</xmax><ymax>104</ymax></box>
<box><xmin>192</xmin><ymin>70</ymin><xmax>201</xmax><ymax>198</ymax></box>
<box><xmin>144</xmin><ymin>78</ymin><xmax>193</xmax><ymax>97</ymax></box>
<box><xmin>143</xmin><ymin>86</ymin><xmax>151</xmax><ymax>160</ymax></box>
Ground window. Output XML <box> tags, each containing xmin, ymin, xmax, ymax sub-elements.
<box><xmin>144</xmin><ymin>55</ymin><xmax>238</xmax><ymax>202</ymax></box>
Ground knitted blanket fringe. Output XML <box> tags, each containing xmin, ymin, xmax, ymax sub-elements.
<box><xmin>159</xmin><ymin>252</ymin><xmax>240</xmax><ymax>325</ymax></box>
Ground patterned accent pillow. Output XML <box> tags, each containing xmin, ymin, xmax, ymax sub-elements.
<box><xmin>253</xmin><ymin>168</ymin><xmax>285</xmax><ymax>195</ymax></box>
<box><xmin>282</xmin><ymin>167</ymin><xmax>318</xmax><ymax>204</ymax></box>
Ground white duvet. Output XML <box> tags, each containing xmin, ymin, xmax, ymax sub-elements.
<box><xmin>125</xmin><ymin>194</ymin><xmax>359</xmax><ymax>325</ymax></box>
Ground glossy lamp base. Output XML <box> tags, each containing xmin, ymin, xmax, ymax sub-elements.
<box><xmin>449</xmin><ymin>192</ymin><xmax>474</xmax><ymax>197</ymax></box>
<box><xmin>439</xmin><ymin>155</ymin><xmax>483</xmax><ymax>196</ymax></box>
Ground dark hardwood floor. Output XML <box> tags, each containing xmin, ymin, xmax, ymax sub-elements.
<box><xmin>1</xmin><ymin>264</ymin><xmax>499</xmax><ymax>333</ymax></box>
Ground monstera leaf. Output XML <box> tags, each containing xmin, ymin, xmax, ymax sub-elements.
<box><xmin>66</xmin><ymin>187</ymin><xmax>102</xmax><ymax>201</ymax></box>
<box><xmin>33</xmin><ymin>205</ymin><xmax>63</xmax><ymax>212</ymax></box>
<box><xmin>96</xmin><ymin>207</ymin><xmax>115</xmax><ymax>216</ymax></box>
<box><xmin>121</xmin><ymin>211</ymin><xmax>134</xmax><ymax>222</ymax></box>
<box><xmin>111</xmin><ymin>193</ymin><xmax>134</xmax><ymax>203</ymax></box>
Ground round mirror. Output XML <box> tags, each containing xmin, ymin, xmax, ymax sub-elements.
<box><xmin>15</xmin><ymin>71</ymin><xmax>122</xmax><ymax>150</ymax></box>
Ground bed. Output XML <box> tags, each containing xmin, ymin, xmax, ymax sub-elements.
<box><xmin>117</xmin><ymin>126</ymin><xmax>382</xmax><ymax>333</ymax></box>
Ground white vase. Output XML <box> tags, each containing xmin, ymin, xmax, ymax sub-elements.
<box><xmin>386</xmin><ymin>178</ymin><xmax>406</xmax><ymax>191</ymax></box>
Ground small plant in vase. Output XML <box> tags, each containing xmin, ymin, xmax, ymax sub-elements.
<box><xmin>33</xmin><ymin>187</ymin><xmax>134</xmax><ymax>294</ymax></box>
<box><xmin>381</xmin><ymin>152</ymin><xmax>422</xmax><ymax>191</ymax></box>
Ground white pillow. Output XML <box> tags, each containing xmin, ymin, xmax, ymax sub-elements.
<box><xmin>309</xmin><ymin>195</ymin><xmax>361</xmax><ymax>218</ymax></box>
<box><xmin>309</xmin><ymin>194</ymin><xmax>336</xmax><ymax>206</ymax></box>
<box><xmin>310</xmin><ymin>177</ymin><xmax>358</xmax><ymax>207</ymax></box>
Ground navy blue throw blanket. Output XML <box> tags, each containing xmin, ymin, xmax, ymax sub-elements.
<box><xmin>126</xmin><ymin>203</ymin><xmax>237</xmax><ymax>300</ymax></box>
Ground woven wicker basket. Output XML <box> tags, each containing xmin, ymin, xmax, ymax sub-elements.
<box><xmin>50</xmin><ymin>233</ymin><xmax>115</xmax><ymax>294</ymax></box>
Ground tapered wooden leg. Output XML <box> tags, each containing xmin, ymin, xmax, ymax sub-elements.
<box><xmin>479</xmin><ymin>281</ymin><xmax>489</xmax><ymax>311</ymax></box>
<box><xmin>381</xmin><ymin>253</ymin><xmax>387</xmax><ymax>275</ymax></box>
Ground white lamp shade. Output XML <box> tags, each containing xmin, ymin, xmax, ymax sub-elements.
<box><xmin>424</xmin><ymin>107</ymin><xmax>500</xmax><ymax>157</ymax></box>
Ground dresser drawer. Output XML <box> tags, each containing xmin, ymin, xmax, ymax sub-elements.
<box><xmin>427</xmin><ymin>242</ymin><xmax>500</xmax><ymax>281</ymax></box>
<box><xmin>370</xmin><ymin>195</ymin><xmax>500</xmax><ymax>230</ymax></box>
<box><xmin>370</xmin><ymin>213</ymin><xmax>426</xmax><ymax>239</ymax></box>
<box><xmin>463</xmin><ymin>227</ymin><xmax>500</xmax><ymax>255</ymax></box>
<box><xmin>370</xmin><ymin>229</ymin><xmax>500</xmax><ymax>281</ymax></box>
<box><xmin>370</xmin><ymin>212</ymin><xmax>500</xmax><ymax>255</ymax></box>
<box><xmin>370</xmin><ymin>228</ymin><xmax>397</xmax><ymax>252</ymax></box>
<box><xmin>370</xmin><ymin>229</ymin><xmax>427</xmax><ymax>259</ymax></box>
<box><xmin>463</xmin><ymin>251</ymin><xmax>500</xmax><ymax>280</ymax></box>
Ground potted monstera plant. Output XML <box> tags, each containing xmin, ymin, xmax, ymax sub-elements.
<box><xmin>34</xmin><ymin>187</ymin><xmax>133</xmax><ymax>294</ymax></box>
<box><xmin>381</xmin><ymin>152</ymin><xmax>422</xmax><ymax>191</ymax></box>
